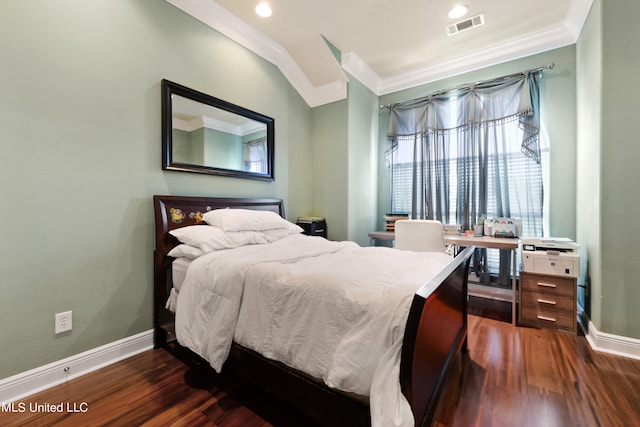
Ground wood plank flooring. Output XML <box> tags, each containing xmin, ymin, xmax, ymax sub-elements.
<box><xmin>461</xmin><ymin>300</ymin><xmax>640</xmax><ymax>427</ymax></box>
<box><xmin>3</xmin><ymin>303</ymin><xmax>640</xmax><ymax>426</ymax></box>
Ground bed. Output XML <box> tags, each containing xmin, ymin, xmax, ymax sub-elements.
<box><xmin>153</xmin><ymin>195</ymin><xmax>473</xmax><ymax>427</ymax></box>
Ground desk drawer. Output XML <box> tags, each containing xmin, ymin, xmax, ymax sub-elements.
<box><xmin>519</xmin><ymin>272</ymin><xmax>577</xmax><ymax>334</ymax></box>
<box><xmin>520</xmin><ymin>273</ymin><xmax>574</xmax><ymax>297</ymax></box>
<box><xmin>520</xmin><ymin>290</ymin><xmax>574</xmax><ymax>312</ymax></box>
<box><xmin>519</xmin><ymin>305</ymin><xmax>575</xmax><ymax>332</ymax></box>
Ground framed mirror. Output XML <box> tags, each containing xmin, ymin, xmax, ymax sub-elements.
<box><xmin>161</xmin><ymin>79</ymin><xmax>274</xmax><ymax>181</ymax></box>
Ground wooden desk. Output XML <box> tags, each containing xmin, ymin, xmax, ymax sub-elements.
<box><xmin>368</xmin><ymin>230</ymin><xmax>395</xmax><ymax>244</ymax></box>
<box><xmin>368</xmin><ymin>231</ymin><xmax>520</xmax><ymax>325</ymax></box>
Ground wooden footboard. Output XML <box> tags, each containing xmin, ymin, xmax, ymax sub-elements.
<box><xmin>401</xmin><ymin>245</ymin><xmax>473</xmax><ymax>426</ymax></box>
<box><xmin>153</xmin><ymin>195</ymin><xmax>473</xmax><ymax>427</ymax></box>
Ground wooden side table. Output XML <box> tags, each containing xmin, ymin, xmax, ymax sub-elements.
<box><xmin>519</xmin><ymin>271</ymin><xmax>577</xmax><ymax>334</ymax></box>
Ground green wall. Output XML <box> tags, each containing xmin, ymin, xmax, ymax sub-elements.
<box><xmin>0</xmin><ymin>0</ymin><xmax>312</xmax><ymax>379</ymax></box>
<box><xmin>347</xmin><ymin>76</ymin><xmax>379</xmax><ymax>246</ymax></box>
<box><xmin>309</xmin><ymin>75</ymin><xmax>379</xmax><ymax>245</ymax></box>
<box><xmin>172</xmin><ymin>129</ymin><xmax>192</xmax><ymax>163</ymax></box>
<box><xmin>378</xmin><ymin>46</ymin><xmax>578</xmax><ymax>240</ymax></box>
<box><xmin>577</xmin><ymin>0</ymin><xmax>640</xmax><ymax>339</ymax></box>
<box><xmin>600</xmin><ymin>0</ymin><xmax>640</xmax><ymax>338</ymax></box>
<box><xmin>311</xmin><ymin>100</ymin><xmax>349</xmax><ymax>240</ymax></box>
<box><xmin>576</xmin><ymin>0</ymin><xmax>602</xmax><ymax>324</ymax></box>
<box><xmin>203</xmin><ymin>128</ymin><xmax>244</xmax><ymax>170</ymax></box>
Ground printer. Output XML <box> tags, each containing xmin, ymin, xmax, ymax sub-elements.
<box><xmin>521</xmin><ymin>237</ymin><xmax>580</xmax><ymax>278</ymax></box>
<box><xmin>484</xmin><ymin>217</ymin><xmax>522</xmax><ymax>238</ymax></box>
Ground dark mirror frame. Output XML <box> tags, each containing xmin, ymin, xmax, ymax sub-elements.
<box><xmin>161</xmin><ymin>79</ymin><xmax>275</xmax><ymax>181</ymax></box>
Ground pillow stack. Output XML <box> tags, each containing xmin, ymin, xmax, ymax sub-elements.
<box><xmin>168</xmin><ymin>208</ymin><xmax>303</xmax><ymax>258</ymax></box>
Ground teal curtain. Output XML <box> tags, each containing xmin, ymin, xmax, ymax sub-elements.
<box><xmin>387</xmin><ymin>71</ymin><xmax>543</xmax><ymax>235</ymax></box>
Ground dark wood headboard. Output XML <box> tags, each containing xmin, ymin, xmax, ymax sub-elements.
<box><xmin>153</xmin><ymin>195</ymin><xmax>285</xmax><ymax>260</ymax></box>
<box><xmin>152</xmin><ymin>195</ymin><xmax>285</xmax><ymax>347</ymax></box>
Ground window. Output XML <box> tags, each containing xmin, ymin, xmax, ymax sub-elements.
<box><xmin>387</xmin><ymin>70</ymin><xmax>545</xmax><ymax>276</ymax></box>
<box><xmin>243</xmin><ymin>137</ymin><xmax>267</xmax><ymax>173</ymax></box>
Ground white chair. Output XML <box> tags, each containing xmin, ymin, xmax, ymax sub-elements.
<box><xmin>394</xmin><ymin>220</ymin><xmax>446</xmax><ymax>253</ymax></box>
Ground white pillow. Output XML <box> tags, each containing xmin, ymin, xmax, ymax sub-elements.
<box><xmin>286</xmin><ymin>221</ymin><xmax>305</xmax><ymax>234</ymax></box>
<box><xmin>203</xmin><ymin>208</ymin><xmax>294</xmax><ymax>232</ymax></box>
<box><xmin>261</xmin><ymin>225</ymin><xmax>304</xmax><ymax>240</ymax></box>
<box><xmin>168</xmin><ymin>244</ymin><xmax>203</xmax><ymax>260</ymax></box>
<box><xmin>169</xmin><ymin>225</ymin><xmax>271</xmax><ymax>252</ymax></box>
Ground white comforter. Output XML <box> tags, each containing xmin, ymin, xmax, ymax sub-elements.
<box><xmin>175</xmin><ymin>234</ymin><xmax>452</xmax><ymax>427</ymax></box>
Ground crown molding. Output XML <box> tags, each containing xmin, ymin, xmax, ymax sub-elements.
<box><xmin>376</xmin><ymin>23</ymin><xmax>578</xmax><ymax>95</ymax></box>
<box><xmin>166</xmin><ymin>0</ymin><xmax>346</xmax><ymax>108</ymax></box>
<box><xmin>366</xmin><ymin>0</ymin><xmax>593</xmax><ymax>96</ymax></box>
<box><xmin>565</xmin><ymin>0</ymin><xmax>594</xmax><ymax>40</ymax></box>
<box><xmin>167</xmin><ymin>0</ymin><xmax>592</xmax><ymax>106</ymax></box>
<box><xmin>341</xmin><ymin>51</ymin><xmax>381</xmax><ymax>94</ymax></box>
<box><xmin>277</xmin><ymin>49</ymin><xmax>347</xmax><ymax>107</ymax></box>
<box><xmin>167</xmin><ymin>0</ymin><xmax>283</xmax><ymax>65</ymax></box>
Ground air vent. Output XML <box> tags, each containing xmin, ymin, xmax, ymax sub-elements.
<box><xmin>446</xmin><ymin>13</ymin><xmax>485</xmax><ymax>36</ymax></box>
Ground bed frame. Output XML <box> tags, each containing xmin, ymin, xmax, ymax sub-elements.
<box><xmin>153</xmin><ymin>195</ymin><xmax>473</xmax><ymax>427</ymax></box>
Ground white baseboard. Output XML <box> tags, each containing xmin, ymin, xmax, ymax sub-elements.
<box><xmin>3</xmin><ymin>320</ymin><xmax>638</xmax><ymax>404</ymax></box>
<box><xmin>578</xmin><ymin>311</ymin><xmax>640</xmax><ymax>361</ymax></box>
<box><xmin>0</xmin><ymin>329</ymin><xmax>154</xmax><ymax>404</ymax></box>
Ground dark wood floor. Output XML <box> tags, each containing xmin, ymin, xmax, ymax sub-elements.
<box><xmin>3</xmin><ymin>299</ymin><xmax>640</xmax><ymax>427</ymax></box>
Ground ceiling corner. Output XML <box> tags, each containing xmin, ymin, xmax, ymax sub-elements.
<box><xmin>341</xmin><ymin>51</ymin><xmax>383</xmax><ymax>95</ymax></box>
<box><xmin>565</xmin><ymin>0</ymin><xmax>594</xmax><ymax>40</ymax></box>
<box><xmin>165</xmin><ymin>0</ymin><xmax>347</xmax><ymax>107</ymax></box>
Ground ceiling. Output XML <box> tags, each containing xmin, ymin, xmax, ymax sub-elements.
<box><xmin>166</xmin><ymin>0</ymin><xmax>592</xmax><ymax>107</ymax></box>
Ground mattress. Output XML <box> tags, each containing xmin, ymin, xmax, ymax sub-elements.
<box><xmin>164</xmin><ymin>257</ymin><xmax>193</xmax><ymax>312</ymax></box>
<box><xmin>172</xmin><ymin>257</ymin><xmax>192</xmax><ymax>292</ymax></box>
<box><xmin>174</xmin><ymin>234</ymin><xmax>452</xmax><ymax>427</ymax></box>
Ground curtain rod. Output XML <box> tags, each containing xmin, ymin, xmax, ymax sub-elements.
<box><xmin>379</xmin><ymin>63</ymin><xmax>554</xmax><ymax>110</ymax></box>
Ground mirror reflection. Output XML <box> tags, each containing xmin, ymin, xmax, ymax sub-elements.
<box><xmin>162</xmin><ymin>80</ymin><xmax>274</xmax><ymax>180</ymax></box>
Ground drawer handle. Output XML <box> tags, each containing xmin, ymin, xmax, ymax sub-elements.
<box><xmin>537</xmin><ymin>315</ymin><xmax>557</xmax><ymax>322</ymax></box>
<box><xmin>537</xmin><ymin>282</ymin><xmax>557</xmax><ymax>288</ymax></box>
<box><xmin>537</xmin><ymin>298</ymin><xmax>557</xmax><ymax>305</ymax></box>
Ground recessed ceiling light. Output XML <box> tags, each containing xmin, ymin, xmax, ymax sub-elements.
<box><xmin>448</xmin><ymin>4</ymin><xmax>469</xmax><ymax>20</ymax></box>
<box><xmin>255</xmin><ymin>2</ymin><xmax>272</xmax><ymax>18</ymax></box>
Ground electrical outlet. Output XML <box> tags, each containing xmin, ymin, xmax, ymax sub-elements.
<box><xmin>55</xmin><ymin>311</ymin><xmax>72</xmax><ymax>334</ymax></box>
